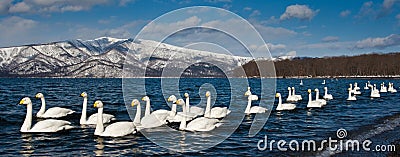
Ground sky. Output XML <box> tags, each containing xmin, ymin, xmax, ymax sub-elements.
<box><xmin>0</xmin><ymin>0</ymin><xmax>400</xmax><ymax>58</ymax></box>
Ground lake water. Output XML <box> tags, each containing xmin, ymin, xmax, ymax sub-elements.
<box><xmin>0</xmin><ymin>78</ymin><xmax>399</xmax><ymax>156</ymax></box>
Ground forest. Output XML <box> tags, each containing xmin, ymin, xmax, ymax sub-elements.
<box><xmin>236</xmin><ymin>52</ymin><xmax>400</xmax><ymax>78</ymax></box>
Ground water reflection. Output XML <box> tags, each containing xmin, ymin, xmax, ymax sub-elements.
<box><xmin>20</xmin><ymin>134</ymin><xmax>34</xmax><ymax>156</ymax></box>
<box><xmin>94</xmin><ymin>137</ymin><xmax>104</xmax><ymax>156</ymax></box>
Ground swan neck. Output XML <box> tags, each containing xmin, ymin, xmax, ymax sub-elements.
<box><xmin>315</xmin><ymin>91</ymin><xmax>319</xmax><ymax>100</ymax></box>
<box><xmin>308</xmin><ymin>93</ymin><xmax>312</xmax><ymax>102</ymax></box>
<box><xmin>170</xmin><ymin>103</ymin><xmax>177</xmax><ymax>117</ymax></box>
<box><xmin>37</xmin><ymin>97</ymin><xmax>46</xmax><ymax>116</ymax></box>
<box><xmin>292</xmin><ymin>88</ymin><xmax>295</xmax><ymax>95</ymax></box>
<box><xmin>179</xmin><ymin>103</ymin><xmax>187</xmax><ymax>130</ymax></box>
<box><xmin>185</xmin><ymin>97</ymin><xmax>190</xmax><ymax>112</ymax></box>
<box><xmin>21</xmin><ymin>103</ymin><xmax>33</xmax><ymax>132</ymax></box>
<box><xmin>94</xmin><ymin>107</ymin><xmax>104</xmax><ymax>135</ymax></box>
<box><xmin>245</xmin><ymin>97</ymin><xmax>252</xmax><ymax>113</ymax></box>
<box><xmin>278</xmin><ymin>96</ymin><xmax>282</xmax><ymax>106</ymax></box>
<box><xmin>205</xmin><ymin>96</ymin><xmax>211</xmax><ymax>118</ymax></box>
<box><xmin>80</xmin><ymin>97</ymin><xmax>88</xmax><ymax>124</ymax></box>
<box><xmin>145</xmin><ymin>100</ymin><xmax>151</xmax><ymax>117</ymax></box>
<box><xmin>134</xmin><ymin>103</ymin><xmax>141</xmax><ymax>124</ymax></box>
<box><xmin>288</xmin><ymin>89</ymin><xmax>292</xmax><ymax>97</ymax></box>
<box><xmin>324</xmin><ymin>89</ymin><xmax>328</xmax><ymax>95</ymax></box>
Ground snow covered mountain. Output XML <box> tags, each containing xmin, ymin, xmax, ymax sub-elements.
<box><xmin>0</xmin><ymin>37</ymin><xmax>252</xmax><ymax>77</ymax></box>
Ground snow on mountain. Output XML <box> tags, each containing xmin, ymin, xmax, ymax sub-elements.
<box><xmin>0</xmin><ymin>37</ymin><xmax>252</xmax><ymax>77</ymax></box>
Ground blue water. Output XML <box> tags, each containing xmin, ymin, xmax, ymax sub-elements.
<box><xmin>0</xmin><ymin>78</ymin><xmax>399</xmax><ymax>156</ymax></box>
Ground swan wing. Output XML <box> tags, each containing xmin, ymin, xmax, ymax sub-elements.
<box><xmin>40</xmin><ymin>107</ymin><xmax>74</xmax><ymax>118</ymax></box>
<box><xmin>249</xmin><ymin>106</ymin><xmax>267</xmax><ymax>113</ymax></box>
<box><xmin>100</xmin><ymin>122</ymin><xmax>136</xmax><ymax>137</ymax></box>
<box><xmin>86</xmin><ymin>113</ymin><xmax>116</xmax><ymax>124</ymax></box>
<box><xmin>168</xmin><ymin>112</ymin><xmax>195</xmax><ymax>123</ymax></box>
<box><xmin>29</xmin><ymin>119</ymin><xmax>73</xmax><ymax>132</ymax></box>
<box><xmin>189</xmin><ymin>106</ymin><xmax>205</xmax><ymax>116</ymax></box>
<box><xmin>210</xmin><ymin>107</ymin><xmax>229</xmax><ymax>119</ymax></box>
<box><xmin>140</xmin><ymin>113</ymin><xmax>169</xmax><ymax>128</ymax></box>
<box><xmin>186</xmin><ymin>117</ymin><xmax>220</xmax><ymax>132</ymax></box>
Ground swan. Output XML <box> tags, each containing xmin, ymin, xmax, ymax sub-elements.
<box><xmin>323</xmin><ymin>87</ymin><xmax>333</xmax><ymax>100</ymax></box>
<box><xmin>347</xmin><ymin>88</ymin><xmax>357</xmax><ymax>101</ymax></box>
<box><xmin>165</xmin><ymin>95</ymin><xmax>197</xmax><ymax>123</ymax></box>
<box><xmin>367</xmin><ymin>81</ymin><xmax>373</xmax><ymax>88</ymax></box>
<box><xmin>244</xmin><ymin>87</ymin><xmax>252</xmax><ymax>96</ymax></box>
<box><xmin>35</xmin><ymin>93</ymin><xmax>74</xmax><ymax>118</ymax></box>
<box><xmin>300</xmin><ymin>80</ymin><xmax>303</xmax><ymax>86</ymax></box>
<box><xmin>364</xmin><ymin>83</ymin><xmax>369</xmax><ymax>90</ymax></box>
<box><xmin>275</xmin><ymin>93</ymin><xmax>296</xmax><ymax>111</ymax></box>
<box><xmin>18</xmin><ymin>97</ymin><xmax>73</xmax><ymax>133</ymax></box>
<box><xmin>351</xmin><ymin>84</ymin><xmax>361</xmax><ymax>95</ymax></box>
<box><xmin>322</xmin><ymin>80</ymin><xmax>326</xmax><ymax>85</ymax></box>
<box><xmin>244</xmin><ymin>94</ymin><xmax>266</xmax><ymax>114</ymax></box>
<box><xmin>370</xmin><ymin>84</ymin><xmax>380</xmax><ymax>98</ymax></box>
<box><xmin>93</xmin><ymin>100</ymin><xmax>136</xmax><ymax>137</ymax></box>
<box><xmin>388</xmin><ymin>83</ymin><xmax>397</xmax><ymax>93</ymax></box>
<box><xmin>139</xmin><ymin>96</ymin><xmax>174</xmax><ymax>125</ymax></box>
<box><xmin>176</xmin><ymin>99</ymin><xmax>221</xmax><ymax>132</ymax></box>
<box><xmin>380</xmin><ymin>83</ymin><xmax>387</xmax><ymax>93</ymax></box>
<box><xmin>286</xmin><ymin>87</ymin><xmax>299</xmax><ymax>102</ymax></box>
<box><xmin>184</xmin><ymin>93</ymin><xmax>204</xmax><ymax>117</ymax></box>
<box><xmin>307</xmin><ymin>89</ymin><xmax>323</xmax><ymax>108</ymax></box>
<box><xmin>354</xmin><ymin>82</ymin><xmax>360</xmax><ymax>90</ymax></box>
<box><xmin>79</xmin><ymin>92</ymin><xmax>115</xmax><ymax>125</ymax></box>
<box><xmin>291</xmin><ymin>87</ymin><xmax>302</xmax><ymax>100</ymax></box>
<box><xmin>204</xmin><ymin>91</ymin><xmax>231</xmax><ymax>119</ymax></box>
<box><xmin>314</xmin><ymin>88</ymin><xmax>327</xmax><ymax>105</ymax></box>
<box><xmin>131</xmin><ymin>98</ymin><xmax>167</xmax><ymax>129</ymax></box>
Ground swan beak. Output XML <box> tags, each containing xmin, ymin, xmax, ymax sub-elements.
<box><xmin>19</xmin><ymin>99</ymin><xmax>25</xmax><ymax>105</ymax></box>
<box><xmin>93</xmin><ymin>102</ymin><xmax>98</xmax><ymax>108</ymax></box>
<box><xmin>80</xmin><ymin>93</ymin><xmax>84</xmax><ymax>97</ymax></box>
<box><xmin>131</xmin><ymin>102</ymin><xmax>136</xmax><ymax>107</ymax></box>
<box><xmin>141</xmin><ymin>97</ymin><xmax>146</xmax><ymax>101</ymax></box>
<box><xmin>275</xmin><ymin>93</ymin><xmax>279</xmax><ymax>97</ymax></box>
<box><xmin>35</xmin><ymin>95</ymin><xmax>39</xmax><ymax>99</ymax></box>
<box><xmin>167</xmin><ymin>97</ymin><xmax>171</xmax><ymax>102</ymax></box>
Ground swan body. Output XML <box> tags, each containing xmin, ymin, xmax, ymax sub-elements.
<box><xmin>19</xmin><ymin>97</ymin><xmax>73</xmax><ymax>133</ymax></box>
<box><xmin>184</xmin><ymin>93</ymin><xmax>204</xmax><ymax>117</ymax></box>
<box><xmin>300</xmin><ymin>80</ymin><xmax>303</xmax><ymax>86</ymax></box>
<box><xmin>245</xmin><ymin>95</ymin><xmax>266</xmax><ymax>113</ymax></box>
<box><xmin>176</xmin><ymin>99</ymin><xmax>221</xmax><ymax>132</ymax></box>
<box><xmin>275</xmin><ymin>93</ymin><xmax>296</xmax><ymax>111</ymax></box>
<box><xmin>314</xmin><ymin>89</ymin><xmax>327</xmax><ymax>105</ymax></box>
<box><xmin>388</xmin><ymin>83</ymin><xmax>397</xmax><ymax>93</ymax></box>
<box><xmin>347</xmin><ymin>88</ymin><xmax>357</xmax><ymax>101</ymax></box>
<box><xmin>349</xmin><ymin>84</ymin><xmax>361</xmax><ymax>95</ymax></box>
<box><xmin>79</xmin><ymin>92</ymin><xmax>115</xmax><ymax>125</ymax></box>
<box><xmin>292</xmin><ymin>87</ymin><xmax>302</xmax><ymax>100</ymax></box>
<box><xmin>204</xmin><ymin>91</ymin><xmax>231</xmax><ymax>119</ymax></box>
<box><xmin>380</xmin><ymin>83</ymin><xmax>387</xmax><ymax>93</ymax></box>
<box><xmin>370</xmin><ymin>84</ymin><xmax>380</xmax><ymax>98</ymax></box>
<box><xmin>307</xmin><ymin>89</ymin><xmax>323</xmax><ymax>108</ymax></box>
<box><xmin>286</xmin><ymin>87</ymin><xmax>299</xmax><ymax>102</ymax></box>
<box><xmin>323</xmin><ymin>87</ymin><xmax>333</xmax><ymax>100</ymax></box>
<box><xmin>35</xmin><ymin>93</ymin><xmax>74</xmax><ymax>118</ymax></box>
<box><xmin>163</xmin><ymin>95</ymin><xmax>197</xmax><ymax>123</ymax></box>
<box><xmin>138</xmin><ymin>96</ymin><xmax>173</xmax><ymax>126</ymax></box>
<box><xmin>93</xmin><ymin>100</ymin><xmax>136</xmax><ymax>137</ymax></box>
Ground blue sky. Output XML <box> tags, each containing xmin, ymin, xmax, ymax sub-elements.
<box><xmin>0</xmin><ymin>0</ymin><xmax>399</xmax><ymax>57</ymax></box>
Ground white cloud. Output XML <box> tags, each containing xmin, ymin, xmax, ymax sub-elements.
<box><xmin>141</xmin><ymin>16</ymin><xmax>202</xmax><ymax>40</ymax></box>
<box><xmin>354</xmin><ymin>34</ymin><xmax>400</xmax><ymax>49</ymax></box>
<box><xmin>286</xmin><ymin>50</ymin><xmax>296</xmax><ymax>57</ymax></box>
<box><xmin>280</xmin><ymin>4</ymin><xmax>319</xmax><ymax>21</ymax></box>
<box><xmin>0</xmin><ymin>16</ymin><xmax>38</xmax><ymax>46</ymax></box>
<box><xmin>243</xmin><ymin>7</ymin><xmax>252</xmax><ymax>11</ymax></box>
<box><xmin>340</xmin><ymin>10</ymin><xmax>351</xmax><ymax>17</ymax></box>
<box><xmin>266</xmin><ymin>43</ymin><xmax>286</xmax><ymax>52</ymax></box>
<box><xmin>250</xmin><ymin>10</ymin><xmax>261</xmax><ymax>17</ymax></box>
<box><xmin>322</xmin><ymin>36</ymin><xmax>339</xmax><ymax>42</ymax></box>
<box><xmin>355</xmin><ymin>1</ymin><xmax>375</xmax><ymax>19</ymax></box>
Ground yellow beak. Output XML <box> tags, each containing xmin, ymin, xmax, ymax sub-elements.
<box><xmin>93</xmin><ymin>102</ymin><xmax>97</xmax><ymax>108</ymax></box>
<box><xmin>80</xmin><ymin>93</ymin><xmax>84</xmax><ymax>97</ymax></box>
<box><xmin>19</xmin><ymin>99</ymin><xmax>25</xmax><ymax>104</ymax></box>
<box><xmin>141</xmin><ymin>97</ymin><xmax>145</xmax><ymax>101</ymax></box>
<box><xmin>275</xmin><ymin>93</ymin><xmax>279</xmax><ymax>97</ymax></box>
<box><xmin>167</xmin><ymin>97</ymin><xmax>171</xmax><ymax>101</ymax></box>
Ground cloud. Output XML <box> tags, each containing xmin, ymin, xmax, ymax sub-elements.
<box><xmin>355</xmin><ymin>1</ymin><xmax>376</xmax><ymax>19</ymax></box>
<box><xmin>286</xmin><ymin>50</ymin><xmax>296</xmax><ymax>57</ymax></box>
<box><xmin>280</xmin><ymin>4</ymin><xmax>319</xmax><ymax>21</ymax></box>
<box><xmin>0</xmin><ymin>0</ymin><xmax>12</xmax><ymax>14</ymax></box>
<box><xmin>250</xmin><ymin>10</ymin><xmax>261</xmax><ymax>17</ymax></box>
<box><xmin>266</xmin><ymin>43</ymin><xmax>287</xmax><ymax>52</ymax></box>
<box><xmin>322</xmin><ymin>36</ymin><xmax>339</xmax><ymax>42</ymax></box>
<box><xmin>243</xmin><ymin>7</ymin><xmax>252</xmax><ymax>11</ymax></box>
<box><xmin>340</xmin><ymin>10</ymin><xmax>351</xmax><ymax>17</ymax></box>
<box><xmin>354</xmin><ymin>34</ymin><xmax>400</xmax><ymax>49</ymax></box>
<box><xmin>0</xmin><ymin>16</ymin><xmax>38</xmax><ymax>46</ymax></box>
<box><xmin>379</xmin><ymin>0</ymin><xmax>397</xmax><ymax>16</ymax></box>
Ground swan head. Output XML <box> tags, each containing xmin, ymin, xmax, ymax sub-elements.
<box><xmin>324</xmin><ymin>87</ymin><xmax>327</xmax><ymax>90</ymax></box>
<box><xmin>275</xmin><ymin>93</ymin><xmax>281</xmax><ymax>98</ymax></box>
<box><xmin>291</xmin><ymin>87</ymin><xmax>295</xmax><ymax>90</ymax></box>
<box><xmin>35</xmin><ymin>93</ymin><xmax>44</xmax><ymax>99</ymax></box>
<box><xmin>80</xmin><ymin>92</ymin><xmax>88</xmax><ymax>98</ymax></box>
<box><xmin>314</xmin><ymin>88</ymin><xmax>319</xmax><ymax>92</ymax></box>
<box><xmin>93</xmin><ymin>100</ymin><xmax>104</xmax><ymax>108</ymax></box>
<box><xmin>184</xmin><ymin>93</ymin><xmax>189</xmax><ymax>98</ymax></box>
<box><xmin>175</xmin><ymin>99</ymin><xmax>185</xmax><ymax>106</ymax></box>
<box><xmin>131</xmin><ymin>99</ymin><xmax>140</xmax><ymax>106</ymax></box>
<box><xmin>141</xmin><ymin>96</ymin><xmax>150</xmax><ymax>101</ymax></box>
<box><xmin>287</xmin><ymin>87</ymin><xmax>291</xmax><ymax>90</ymax></box>
<box><xmin>167</xmin><ymin>95</ymin><xmax>177</xmax><ymax>102</ymax></box>
<box><xmin>249</xmin><ymin>95</ymin><xmax>259</xmax><ymax>100</ymax></box>
<box><xmin>205</xmin><ymin>91</ymin><xmax>211</xmax><ymax>97</ymax></box>
<box><xmin>307</xmin><ymin>89</ymin><xmax>311</xmax><ymax>93</ymax></box>
<box><xmin>19</xmin><ymin>97</ymin><xmax>31</xmax><ymax>105</ymax></box>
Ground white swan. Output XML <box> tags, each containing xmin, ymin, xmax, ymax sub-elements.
<box><xmin>291</xmin><ymin>87</ymin><xmax>302</xmax><ymax>100</ymax></box>
<box><xmin>371</xmin><ymin>84</ymin><xmax>381</xmax><ymax>98</ymax></box>
<box><xmin>164</xmin><ymin>95</ymin><xmax>197</xmax><ymax>123</ymax></box>
<box><xmin>364</xmin><ymin>82</ymin><xmax>369</xmax><ymax>90</ymax></box>
<box><xmin>93</xmin><ymin>100</ymin><xmax>136</xmax><ymax>137</ymax></box>
<box><xmin>314</xmin><ymin>88</ymin><xmax>327</xmax><ymax>105</ymax></box>
<box><xmin>79</xmin><ymin>92</ymin><xmax>115</xmax><ymax>125</ymax></box>
<box><xmin>350</xmin><ymin>84</ymin><xmax>361</xmax><ymax>95</ymax></box>
<box><xmin>275</xmin><ymin>93</ymin><xmax>296</xmax><ymax>111</ymax></box>
<box><xmin>184</xmin><ymin>93</ymin><xmax>204</xmax><ymax>117</ymax></box>
<box><xmin>323</xmin><ymin>87</ymin><xmax>333</xmax><ymax>100</ymax></box>
<box><xmin>139</xmin><ymin>96</ymin><xmax>173</xmax><ymax>126</ymax></box>
<box><xmin>388</xmin><ymin>83</ymin><xmax>397</xmax><ymax>93</ymax></box>
<box><xmin>307</xmin><ymin>89</ymin><xmax>323</xmax><ymax>108</ymax></box>
<box><xmin>286</xmin><ymin>87</ymin><xmax>299</xmax><ymax>102</ymax></box>
<box><xmin>244</xmin><ymin>94</ymin><xmax>266</xmax><ymax>114</ymax></box>
<box><xmin>322</xmin><ymin>80</ymin><xmax>326</xmax><ymax>85</ymax></box>
<box><xmin>18</xmin><ymin>97</ymin><xmax>73</xmax><ymax>133</ymax></box>
<box><xmin>347</xmin><ymin>88</ymin><xmax>357</xmax><ymax>101</ymax></box>
<box><xmin>244</xmin><ymin>87</ymin><xmax>252</xmax><ymax>96</ymax></box>
<box><xmin>300</xmin><ymin>80</ymin><xmax>303</xmax><ymax>86</ymax></box>
<box><xmin>176</xmin><ymin>99</ymin><xmax>221</xmax><ymax>132</ymax></box>
<box><xmin>354</xmin><ymin>82</ymin><xmax>360</xmax><ymax>90</ymax></box>
<box><xmin>380</xmin><ymin>83</ymin><xmax>387</xmax><ymax>93</ymax></box>
<box><xmin>35</xmin><ymin>93</ymin><xmax>74</xmax><ymax>118</ymax></box>
<box><xmin>204</xmin><ymin>91</ymin><xmax>231</xmax><ymax>119</ymax></box>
